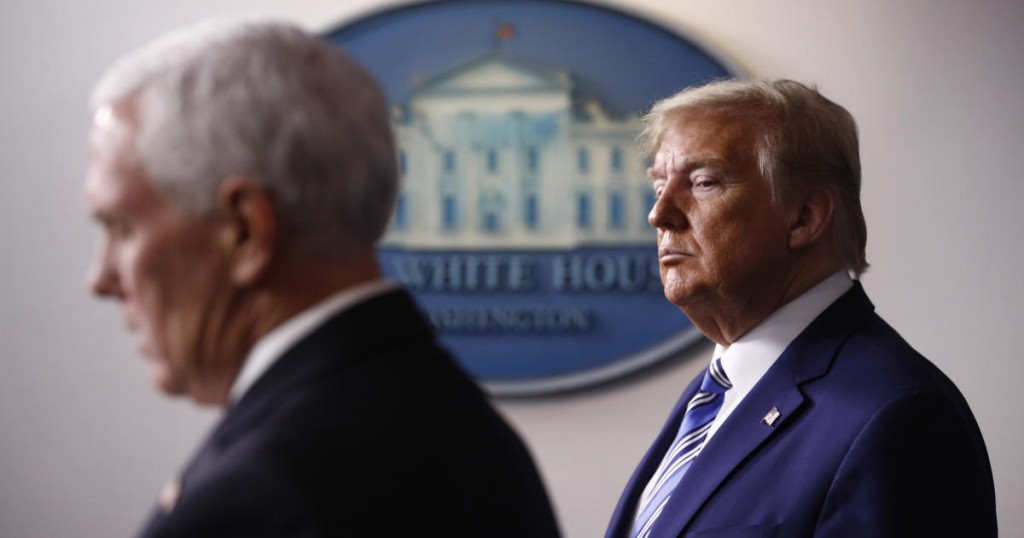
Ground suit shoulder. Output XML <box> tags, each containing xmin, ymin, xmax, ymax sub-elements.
<box><xmin>210</xmin><ymin>346</ymin><xmax>559</xmax><ymax>536</ymax></box>
<box><xmin>797</xmin><ymin>311</ymin><xmax>990</xmax><ymax>468</ymax></box>
<box><xmin>829</xmin><ymin>312</ymin><xmax>966</xmax><ymax>398</ymax></box>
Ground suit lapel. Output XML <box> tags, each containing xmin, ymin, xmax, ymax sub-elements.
<box><xmin>650</xmin><ymin>283</ymin><xmax>875</xmax><ymax>537</ymax></box>
<box><xmin>649</xmin><ymin>372</ymin><xmax>808</xmax><ymax>536</ymax></box>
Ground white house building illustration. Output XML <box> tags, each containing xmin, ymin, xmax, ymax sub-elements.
<box><xmin>382</xmin><ymin>51</ymin><xmax>655</xmax><ymax>250</ymax></box>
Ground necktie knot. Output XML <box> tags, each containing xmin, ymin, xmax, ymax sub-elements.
<box><xmin>701</xmin><ymin>358</ymin><xmax>732</xmax><ymax>394</ymax></box>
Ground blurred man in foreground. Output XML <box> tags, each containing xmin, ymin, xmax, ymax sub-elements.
<box><xmin>85</xmin><ymin>19</ymin><xmax>559</xmax><ymax>537</ymax></box>
<box><xmin>606</xmin><ymin>79</ymin><xmax>996</xmax><ymax>537</ymax></box>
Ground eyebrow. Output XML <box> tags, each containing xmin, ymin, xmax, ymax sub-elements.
<box><xmin>646</xmin><ymin>157</ymin><xmax>730</xmax><ymax>184</ymax></box>
<box><xmin>90</xmin><ymin>212</ymin><xmax>116</xmax><ymax>227</ymax></box>
<box><xmin>87</xmin><ymin>204</ymin><xmax>126</xmax><ymax>227</ymax></box>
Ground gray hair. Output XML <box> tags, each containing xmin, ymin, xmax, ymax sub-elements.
<box><xmin>91</xmin><ymin>18</ymin><xmax>398</xmax><ymax>259</ymax></box>
<box><xmin>641</xmin><ymin>79</ymin><xmax>868</xmax><ymax>276</ymax></box>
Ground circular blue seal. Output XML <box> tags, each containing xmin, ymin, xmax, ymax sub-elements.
<box><xmin>325</xmin><ymin>0</ymin><xmax>735</xmax><ymax>396</ymax></box>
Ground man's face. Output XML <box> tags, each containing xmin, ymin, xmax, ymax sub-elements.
<box><xmin>85</xmin><ymin>106</ymin><xmax>234</xmax><ymax>400</ymax></box>
<box><xmin>647</xmin><ymin>112</ymin><xmax>795</xmax><ymax>323</ymax></box>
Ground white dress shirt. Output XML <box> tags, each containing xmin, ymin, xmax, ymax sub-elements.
<box><xmin>228</xmin><ymin>279</ymin><xmax>400</xmax><ymax>404</ymax></box>
<box><xmin>704</xmin><ymin>271</ymin><xmax>853</xmax><ymax>443</ymax></box>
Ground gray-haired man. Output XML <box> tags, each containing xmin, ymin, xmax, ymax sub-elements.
<box><xmin>85</xmin><ymin>19</ymin><xmax>559</xmax><ymax>537</ymax></box>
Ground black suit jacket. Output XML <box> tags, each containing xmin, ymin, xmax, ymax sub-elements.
<box><xmin>138</xmin><ymin>289</ymin><xmax>560</xmax><ymax>537</ymax></box>
<box><xmin>606</xmin><ymin>283</ymin><xmax>996</xmax><ymax>537</ymax></box>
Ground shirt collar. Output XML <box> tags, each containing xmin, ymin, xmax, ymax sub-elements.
<box><xmin>229</xmin><ymin>279</ymin><xmax>400</xmax><ymax>404</ymax></box>
<box><xmin>714</xmin><ymin>271</ymin><xmax>853</xmax><ymax>397</ymax></box>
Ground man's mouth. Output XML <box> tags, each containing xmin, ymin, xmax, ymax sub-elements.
<box><xmin>658</xmin><ymin>247</ymin><xmax>692</xmax><ymax>263</ymax></box>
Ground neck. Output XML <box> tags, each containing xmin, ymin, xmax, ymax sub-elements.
<box><xmin>685</xmin><ymin>257</ymin><xmax>841</xmax><ymax>347</ymax></box>
<box><xmin>194</xmin><ymin>251</ymin><xmax>382</xmax><ymax>407</ymax></box>
<box><xmin>252</xmin><ymin>251</ymin><xmax>383</xmax><ymax>333</ymax></box>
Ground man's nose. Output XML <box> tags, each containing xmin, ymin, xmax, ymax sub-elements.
<box><xmin>87</xmin><ymin>249</ymin><xmax>121</xmax><ymax>299</ymax></box>
<box><xmin>648</xmin><ymin>185</ymin><xmax>689</xmax><ymax>231</ymax></box>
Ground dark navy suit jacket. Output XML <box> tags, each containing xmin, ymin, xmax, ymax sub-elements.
<box><xmin>138</xmin><ymin>289</ymin><xmax>560</xmax><ymax>537</ymax></box>
<box><xmin>606</xmin><ymin>284</ymin><xmax>996</xmax><ymax>537</ymax></box>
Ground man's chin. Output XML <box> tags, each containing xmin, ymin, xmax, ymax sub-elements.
<box><xmin>661</xmin><ymin>282</ymin><xmax>702</xmax><ymax>308</ymax></box>
<box><xmin>150</xmin><ymin>364</ymin><xmax>188</xmax><ymax>397</ymax></box>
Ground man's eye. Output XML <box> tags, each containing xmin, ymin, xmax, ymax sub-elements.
<box><xmin>693</xmin><ymin>175</ymin><xmax>719</xmax><ymax>189</ymax></box>
<box><xmin>107</xmin><ymin>220</ymin><xmax>132</xmax><ymax>239</ymax></box>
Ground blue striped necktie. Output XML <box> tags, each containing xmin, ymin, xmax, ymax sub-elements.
<box><xmin>632</xmin><ymin>358</ymin><xmax>732</xmax><ymax>538</ymax></box>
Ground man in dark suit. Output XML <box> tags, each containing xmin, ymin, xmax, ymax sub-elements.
<box><xmin>605</xmin><ymin>79</ymin><xmax>996</xmax><ymax>537</ymax></box>
<box><xmin>84</xmin><ymin>19</ymin><xmax>559</xmax><ymax>537</ymax></box>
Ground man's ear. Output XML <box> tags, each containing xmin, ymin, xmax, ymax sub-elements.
<box><xmin>216</xmin><ymin>176</ymin><xmax>277</xmax><ymax>286</ymax></box>
<box><xmin>788</xmin><ymin>187</ymin><xmax>835</xmax><ymax>251</ymax></box>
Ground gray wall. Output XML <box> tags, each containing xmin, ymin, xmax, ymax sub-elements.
<box><xmin>1</xmin><ymin>1</ymin><xmax>1021</xmax><ymax>536</ymax></box>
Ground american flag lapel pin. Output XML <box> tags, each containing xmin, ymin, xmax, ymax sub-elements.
<box><xmin>761</xmin><ymin>406</ymin><xmax>781</xmax><ymax>426</ymax></box>
<box><xmin>158</xmin><ymin>474</ymin><xmax>181</xmax><ymax>514</ymax></box>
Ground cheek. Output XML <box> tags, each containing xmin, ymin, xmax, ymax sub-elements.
<box><xmin>124</xmin><ymin>234</ymin><xmax>202</xmax><ymax>339</ymax></box>
<box><xmin>130</xmin><ymin>245</ymin><xmax>174</xmax><ymax>307</ymax></box>
<box><xmin>718</xmin><ymin>220</ymin><xmax>789</xmax><ymax>280</ymax></box>
<box><xmin>695</xmin><ymin>203</ymin><xmax>757</xmax><ymax>257</ymax></box>
<box><xmin>111</xmin><ymin>241</ymin><xmax>154</xmax><ymax>313</ymax></box>
<box><xmin>162</xmin><ymin>251</ymin><xmax>233</xmax><ymax>348</ymax></box>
